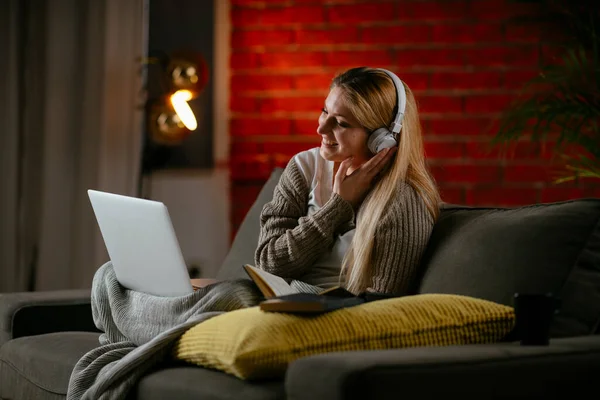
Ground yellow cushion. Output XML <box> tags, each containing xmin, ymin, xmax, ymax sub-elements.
<box><xmin>173</xmin><ymin>294</ymin><xmax>514</xmax><ymax>380</ymax></box>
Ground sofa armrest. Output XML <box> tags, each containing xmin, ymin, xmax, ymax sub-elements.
<box><xmin>0</xmin><ymin>289</ymin><xmax>99</xmax><ymax>347</ymax></box>
<box><xmin>286</xmin><ymin>335</ymin><xmax>600</xmax><ymax>400</ymax></box>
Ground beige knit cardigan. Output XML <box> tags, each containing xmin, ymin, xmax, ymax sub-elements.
<box><xmin>254</xmin><ymin>158</ymin><xmax>435</xmax><ymax>295</ymax></box>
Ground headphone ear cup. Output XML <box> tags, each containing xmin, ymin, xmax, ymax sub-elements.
<box><xmin>368</xmin><ymin>127</ymin><xmax>397</xmax><ymax>154</ymax></box>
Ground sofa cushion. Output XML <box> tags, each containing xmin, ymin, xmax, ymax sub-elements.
<box><xmin>418</xmin><ymin>199</ymin><xmax>600</xmax><ymax>338</ymax></box>
<box><xmin>174</xmin><ymin>294</ymin><xmax>515</xmax><ymax>380</ymax></box>
<box><xmin>0</xmin><ymin>332</ymin><xmax>101</xmax><ymax>398</ymax></box>
<box><xmin>217</xmin><ymin>168</ymin><xmax>284</xmax><ymax>281</ymax></box>
<box><xmin>133</xmin><ymin>365</ymin><xmax>285</xmax><ymax>400</ymax></box>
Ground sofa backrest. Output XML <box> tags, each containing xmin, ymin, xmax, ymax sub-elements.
<box><xmin>217</xmin><ymin>168</ymin><xmax>284</xmax><ymax>281</ymax></box>
<box><xmin>217</xmin><ymin>169</ymin><xmax>600</xmax><ymax>338</ymax></box>
<box><xmin>417</xmin><ymin>199</ymin><xmax>600</xmax><ymax>338</ymax></box>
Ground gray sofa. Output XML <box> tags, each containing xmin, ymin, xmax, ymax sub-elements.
<box><xmin>2</xmin><ymin>168</ymin><xmax>600</xmax><ymax>400</ymax></box>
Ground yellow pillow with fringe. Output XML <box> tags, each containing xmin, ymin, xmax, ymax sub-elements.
<box><xmin>173</xmin><ymin>294</ymin><xmax>514</xmax><ymax>380</ymax></box>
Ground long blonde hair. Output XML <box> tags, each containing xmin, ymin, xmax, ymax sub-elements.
<box><xmin>334</xmin><ymin>67</ymin><xmax>442</xmax><ymax>294</ymax></box>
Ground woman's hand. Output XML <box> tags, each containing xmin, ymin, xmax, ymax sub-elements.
<box><xmin>333</xmin><ymin>146</ymin><xmax>397</xmax><ymax>208</ymax></box>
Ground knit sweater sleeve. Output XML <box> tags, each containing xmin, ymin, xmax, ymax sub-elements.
<box><xmin>368</xmin><ymin>184</ymin><xmax>435</xmax><ymax>295</ymax></box>
<box><xmin>254</xmin><ymin>158</ymin><xmax>355</xmax><ymax>279</ymax></box>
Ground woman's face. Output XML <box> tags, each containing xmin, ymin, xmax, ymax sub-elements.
<box><xmin>317</xmin><ymin>87</ymin><xmax>371</xmax><ymax>167</ymax></box>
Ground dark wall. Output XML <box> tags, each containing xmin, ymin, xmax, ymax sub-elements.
<box><xmin>143</xmin><ymin>0</ymin><xmax>214</xmax><ymax>171</ymax></box>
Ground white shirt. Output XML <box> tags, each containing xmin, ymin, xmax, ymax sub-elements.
<box><xmin>293</xmin><ymin>148</ymin><xmax>355</xmax><ymax>288</ymax></box>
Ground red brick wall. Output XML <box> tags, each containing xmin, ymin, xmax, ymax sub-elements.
<box><xmin>228</xmin><ymin>0</ymin><xmax>600</xmax><ymax>237</ymax></box>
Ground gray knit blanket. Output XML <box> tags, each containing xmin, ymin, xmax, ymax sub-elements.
<box><xmin>66</xmin><ymin>261</ymin><xmax>264</xmax><ymax>400</ymax></box>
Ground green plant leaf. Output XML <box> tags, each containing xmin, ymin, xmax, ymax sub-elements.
<box><xmin>492</xmin><ymin>0</ymin><xmax>600</xmax><ymax>182</ymax></box>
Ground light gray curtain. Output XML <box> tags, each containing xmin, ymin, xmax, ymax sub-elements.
<box><xmin>0</xmin><ymin>0</ymin><xmax>145</xmax><ymax>292</ymax></box>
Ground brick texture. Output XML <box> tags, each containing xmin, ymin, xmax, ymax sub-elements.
<box><xmin>227</xmin><ymin>0</ymin><xmax>600</xmax><ymax>238</ymax></box>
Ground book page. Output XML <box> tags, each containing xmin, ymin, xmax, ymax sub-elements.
<box><xmin>243</xmin><ymin>265</ymin><xmax>297</xmax><ymax>298</ymax></box>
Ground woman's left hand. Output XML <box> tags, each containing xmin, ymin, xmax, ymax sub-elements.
<box><xmin>333</xmin><ymin>146</ymin><xmax>397</xmax><ymax>208</ymax></box>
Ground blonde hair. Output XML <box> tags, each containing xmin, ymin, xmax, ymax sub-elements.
<box><xmin>332</xmin><ymin>67</ymin><xmax>442</xmax><ymax>294</ymax></box>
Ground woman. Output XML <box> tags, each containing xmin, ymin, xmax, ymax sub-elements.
<box><xmin>254</xmin><ymin>66</ymin><xmax>442</xmax><ymax>295</ymax></box>
<box><xmin>69</xmin><ymin>68</ymin><xmax>442</xmax><ymax>398</ymax></box>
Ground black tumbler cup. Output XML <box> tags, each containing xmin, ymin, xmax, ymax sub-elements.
<box><xmin>513</xmin><ymin>293</ymin><xmax>561</xmax><ymax>346</ymax></box>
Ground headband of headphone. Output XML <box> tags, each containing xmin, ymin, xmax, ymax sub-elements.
<box><xmin>378</xmin><ymin>68</ymin><xmax>407</xmax><ymax>134</ymax></box>
<box><xmin>367</xmin><ymin>68</ymin><xmax>407</xmax><ymax>153</ymax></box>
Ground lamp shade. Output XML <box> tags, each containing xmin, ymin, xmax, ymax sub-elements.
<box><xmin>166</xmin><ymin>52</ymin><xmax>209</xmax><ymax>94</ymax></box>
<box><xmin>148</xmin><ymin>99</ymin><xmax>194</xmax><ymax>146</ymax></box>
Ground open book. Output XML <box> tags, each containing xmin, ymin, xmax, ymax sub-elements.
<box><xmin>244</xmin><ymin>264</ymin><xmax>397</xmax><ymax>314</ymax></box>
<box><xmin>243</xmin><ymin>264</ymin><xmax>352</xmax><ymax>298</ymax></box>
<box><xmin>243</xmin><ymin>264</ymin><xmax>360</xmax><ymax>314</ymax></box>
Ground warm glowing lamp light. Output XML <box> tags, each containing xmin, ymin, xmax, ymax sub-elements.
<box><xmin>170</xmin><ymin>89</ymin><xmax>197</xmax><ymax>131</ymax></box>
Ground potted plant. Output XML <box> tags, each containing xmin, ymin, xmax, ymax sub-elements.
<box><xmin>491</xmin><ymin>0</ymin><xmax>600</xmax><ymax>184</ymax></box>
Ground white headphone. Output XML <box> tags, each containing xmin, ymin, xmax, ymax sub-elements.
<box><xmin>367</xmin><ymin>68</ymin><xmax>407</xmax><ymax>154</ymax></box>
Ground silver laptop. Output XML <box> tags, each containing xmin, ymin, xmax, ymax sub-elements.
<box><xmin>87</xmin><ymin>189</ymin><xmax>194</xmax><ymax>297</ymax></box>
